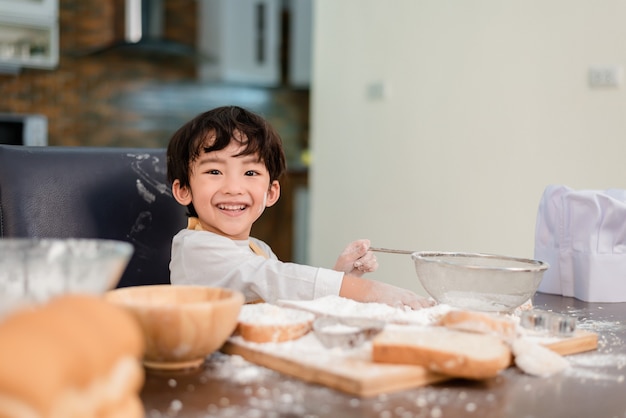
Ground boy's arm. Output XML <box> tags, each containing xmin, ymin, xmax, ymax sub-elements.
<box><xmin>339</xmin><ymin>274</ymin><xmax>433</xmax><ymax>310</ymax></box>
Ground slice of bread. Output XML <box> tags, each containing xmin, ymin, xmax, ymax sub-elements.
<box><xmin>237</xmin><ymin>303</ymin><xmax>315</xmax><ymax>343</ymax></box>
<box><xmin>372</xmin><ymin>327</ymin><xmax>512</xmax><ymax>380</ymax></box>
<box><xmin>438</xmin><ymin>310</ymin><xmax>517</xmax><ymax>340</ymax></box>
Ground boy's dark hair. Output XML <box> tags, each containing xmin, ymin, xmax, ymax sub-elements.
<box><xmin>167</xmin><ymin>105</ymin><xmax>286</xmax><ymax>186</ymax></box>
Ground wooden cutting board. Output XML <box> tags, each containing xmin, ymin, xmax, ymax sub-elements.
<box><xmin>221</xmin><ymin>329</ymin><xmax>597</xmax><ymax>397</ymax></box>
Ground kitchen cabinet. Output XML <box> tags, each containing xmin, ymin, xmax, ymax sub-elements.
<box><xmin>0</xmin><ymin>0</ymin><xmax>58</xmax><ymax>73</ymax></box>
<box><xmin>286</xmin><ymin>0</ymin><xmax>311</xmax><ymax>88</ymax></box>
<box><xmin>0</xmin><ymin>0</ymin><xmax>57</xmax><ymax>17</ymax></box>
<box><xmin>198</xmin><ymin>0</ymin><xmax>281</xmax><ymax>86</ymax></box>
<box><xmin>197</xmin><ymin>0</ymin><xmax>312</xmax><ymax>87</ymax></box>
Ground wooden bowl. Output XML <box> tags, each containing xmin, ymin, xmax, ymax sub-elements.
<box><xmin>105</xmin><ymin>285</ymin><xmax>244</xmax><ymax>370</ymax></box>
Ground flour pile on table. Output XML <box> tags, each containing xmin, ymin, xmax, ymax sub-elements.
<box><xmin>278</xmin><ymin>295</ymin><xmax>452</xmax><ymax>326</ymax></box>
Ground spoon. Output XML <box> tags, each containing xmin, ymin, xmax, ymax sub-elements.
<box><xmin>369</xmin><ymin>247</ymin><xmax>414</xmax><ymax>255</ymax></box>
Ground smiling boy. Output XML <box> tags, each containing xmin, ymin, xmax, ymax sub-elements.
<box><xmin>167</xmin><ymin>106</ymin><xmax>431</xmax><ymax>309</ymax></box>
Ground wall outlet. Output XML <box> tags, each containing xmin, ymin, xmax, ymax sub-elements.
<box><xmin>366</xmin><ymin>81</ymin><xmax>390</xmax><ymax>100</ymax></box>
<box><xmin>588</xmin><ymin>66</ymin><xmax>622</xmax><ymax>88</ymax></box>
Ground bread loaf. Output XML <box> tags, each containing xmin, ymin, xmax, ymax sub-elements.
<box><xmin>372</xmin><ymin>327</ymin><xmax>512</xmax><ymax>380</ymax></box>
<box><xmin>438</xmin><ymin>310</ymin><xmax>517</xmax><ymax>340</ymax></box>
<box><xmin>237</xmin><ymin>303</ymin><xmax>315</xmax><ymax>343</ymax></box>
<box><xmin>0</xmin><ymin>294</ymin><xmax>145</xmax><ymax>418</ymax></box>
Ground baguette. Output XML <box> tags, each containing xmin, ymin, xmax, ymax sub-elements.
<box><xmin>237</xmin><ymin>303</ymin><xmax>315</xmax><ymax>343</ymax></box>
<box><xmin>372</xmin><ymin>327</ymin><xmax>512</xmax><ymax>380</ymax></box>
<box><xmin>0</xmin><ymin>294</ymin><xmax>145</xmax><ymax>418</ymax></box>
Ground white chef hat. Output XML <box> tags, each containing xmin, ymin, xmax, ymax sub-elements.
<box><xmin>534</xmin><ymin>185</ymin><xmax>626</xmax><ymax>302</ymax></box>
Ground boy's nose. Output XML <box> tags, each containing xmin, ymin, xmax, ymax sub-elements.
<box><xmin>221</xmin><ymin>175</ymin><xmax>244</xmax><ymax>194</ymax></box>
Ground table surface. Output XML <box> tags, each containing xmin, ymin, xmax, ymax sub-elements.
<box><xmin>140</xmin><ymin>293</ymin><xmax>626</xmax><ymax>418</ymax></box>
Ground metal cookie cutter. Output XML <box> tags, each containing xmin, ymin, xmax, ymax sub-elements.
<box><xmin>520</xmin><ymin>310</ymin><xmax>577</xmax><ymax>337</ymax></box>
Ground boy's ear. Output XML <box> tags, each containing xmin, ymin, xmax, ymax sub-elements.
<box><xmin>172</xmin><ymin>180</ymin><xmax>193</xmax><ymax>206</ymax></box>
<box><xmin>265</xmin><ymin>180</ymin><xmax>281</xmax><ymax>207</ymax></box>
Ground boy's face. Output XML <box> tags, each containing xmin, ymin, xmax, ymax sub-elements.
<box><xmin>172</xmin><ymin>134</ymin><xmax>280</xmax><ymax>240</ymax></box>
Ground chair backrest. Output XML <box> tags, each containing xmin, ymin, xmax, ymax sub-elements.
<box><xmin>0</xmin><ymin>145</ymin><xmax>187</xmax><ymax>288</ymax></box>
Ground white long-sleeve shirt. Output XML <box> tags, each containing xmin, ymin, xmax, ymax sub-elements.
<box><xmin>169</xmin><ymin>229</ymin><xmax>344</xmax><ymax>304</ymax></box>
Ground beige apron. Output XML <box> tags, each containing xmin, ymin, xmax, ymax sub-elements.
<box><xmin>187</xmin><ymin>217</ymin><xmax>266</xmax><ymax>303</ymax></box>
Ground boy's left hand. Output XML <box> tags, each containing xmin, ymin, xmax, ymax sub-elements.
<box><xmin>334</xmin><ymin>239</ymin><xmax>378</xmax><ymax>277</ymax></box>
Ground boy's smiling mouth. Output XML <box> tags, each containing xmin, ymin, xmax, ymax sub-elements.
<box><xmin>218</xmin><ymin>204</ymin><xmax>247</xmax><ymax>211</ymax></box>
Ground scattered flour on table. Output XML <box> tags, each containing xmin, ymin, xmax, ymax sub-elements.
<box><xmin>563</xmin><ymin>318</ymin><xmax>626</xmax><ymax>383</ymax></box>
<box><xmin>148</xmin><ymin>352</ymin><xmax>506</xmax><ymax>418</ymax></box>
<box><xmin>563</xmin><ymin>352</ymin><xmax>626</xmax><ymax>383</ymax></box>
<box><xmin>153</xmin><ymin>305</ymin><xmax>625</xmax><ymax>416</ymax></box>
<box><xmin>208</xmin><ymin>352</ymin><xmax>277</xmax><ymax>384</ymax></box>
<box><xmin>146</xmin><ymin>301</ymin><xmax>626</xmax><ymax>417</ymax></box>
<box><xmin>547</xmin><ymin>307</ymin><xmax>626</xmax><ymax>383</ymax></box>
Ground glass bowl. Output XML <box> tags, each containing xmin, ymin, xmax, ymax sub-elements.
<box><xmin>0</xmin><ymin>238</ymin><xmax>133</xmax><ymax>306</ymax></box>
<box><xmin>412</xmin><ymin>251</ymin><xmax>549</xmax><ymax>312</ymax></box>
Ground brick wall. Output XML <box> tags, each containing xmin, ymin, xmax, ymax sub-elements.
<box><xmin>0</xmin><ymin>0</ymin><xmax>197</xmax><ymax>147</ymax></box>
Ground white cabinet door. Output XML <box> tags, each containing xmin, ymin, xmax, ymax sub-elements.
<box><xmin>286</xmin><ymin>0</ymin><xmax>311</xmax><ymax>88</ymax></box>
<box><xmin>0</xmin><ymin>0</ymin><xmax>57</xmax><ymax>18</ymax></box>
<box><xmin>198</xmin><ymin>0</ymin><xmax>281</xmax><ymax>86</ymax></box>
<box><xmin>0</xmin><ymin>0</ymin><xmax>58</xmax><ymax>72</ymax></box>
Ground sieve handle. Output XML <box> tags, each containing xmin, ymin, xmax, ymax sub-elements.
<box><xmin>369</xmin><ymin>247</ymin><xmax>414</xmax><ymax>255</ymax></box>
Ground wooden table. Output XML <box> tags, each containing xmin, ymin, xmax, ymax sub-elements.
<box><xmin>140</xmin><ymin>293</ymin><xmax>626</xmax><ymax>417</ymax></box>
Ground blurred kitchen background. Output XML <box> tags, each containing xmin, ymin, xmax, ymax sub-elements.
<box><xmin>0</xmin><ymin>0</ymin><xmax>312</xmax><ymax>266</ymax></box>
<box><xmin>3</xmin><ymin>0</ymin><xmax>626</xmax><ymax>295</ymax></box>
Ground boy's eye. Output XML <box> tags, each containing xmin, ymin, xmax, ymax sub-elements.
<box><xmin>245</xmin><ymin>170</ymin><xmax>259</xmax><ymax>176</ymax></box>
<box><xmin>206</xmin><ymin>169</ymin><xmax>221</xmax><ymax>175</ymax></box>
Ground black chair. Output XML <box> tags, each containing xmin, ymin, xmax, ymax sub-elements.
<box><xmin>0</xmin><ymin>145</ymin><xmax>187</xmax><ymax>287</ymax></box>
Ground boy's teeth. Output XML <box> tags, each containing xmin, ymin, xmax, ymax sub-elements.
<box><xmin>219</xmin><ymin>204</ymin><xmax>245</xmax><ymax>210</ymax></box>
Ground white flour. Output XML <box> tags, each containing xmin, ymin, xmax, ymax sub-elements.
<box><xmin>238</xmin><ymin>303</ymin><xmax>315</xmax><ymax>325</ymax></box>
<box><xmin>564</xmin><ymin>352</ymin><xmax>626</xmax><ymax>383</ymax></box>
<box><xmin>543</xmin><ymin>305</ymin><xmax>626</xmax><ymax>383</ymax></box>
<box><xmin>278</xmin><ymin>295</ymin><xmax>453</xmax><ymax>325</ymax></box>
<box><xmin>318</xmin><ymin>323</ymin><xmax>362</xmax><ymax>334</ymax></box>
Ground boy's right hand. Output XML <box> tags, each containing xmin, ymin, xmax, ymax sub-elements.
<box><xmin>334</xmin><ymin>239</ymin><xmax>378</xmax><ymax>277</ymax></box>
